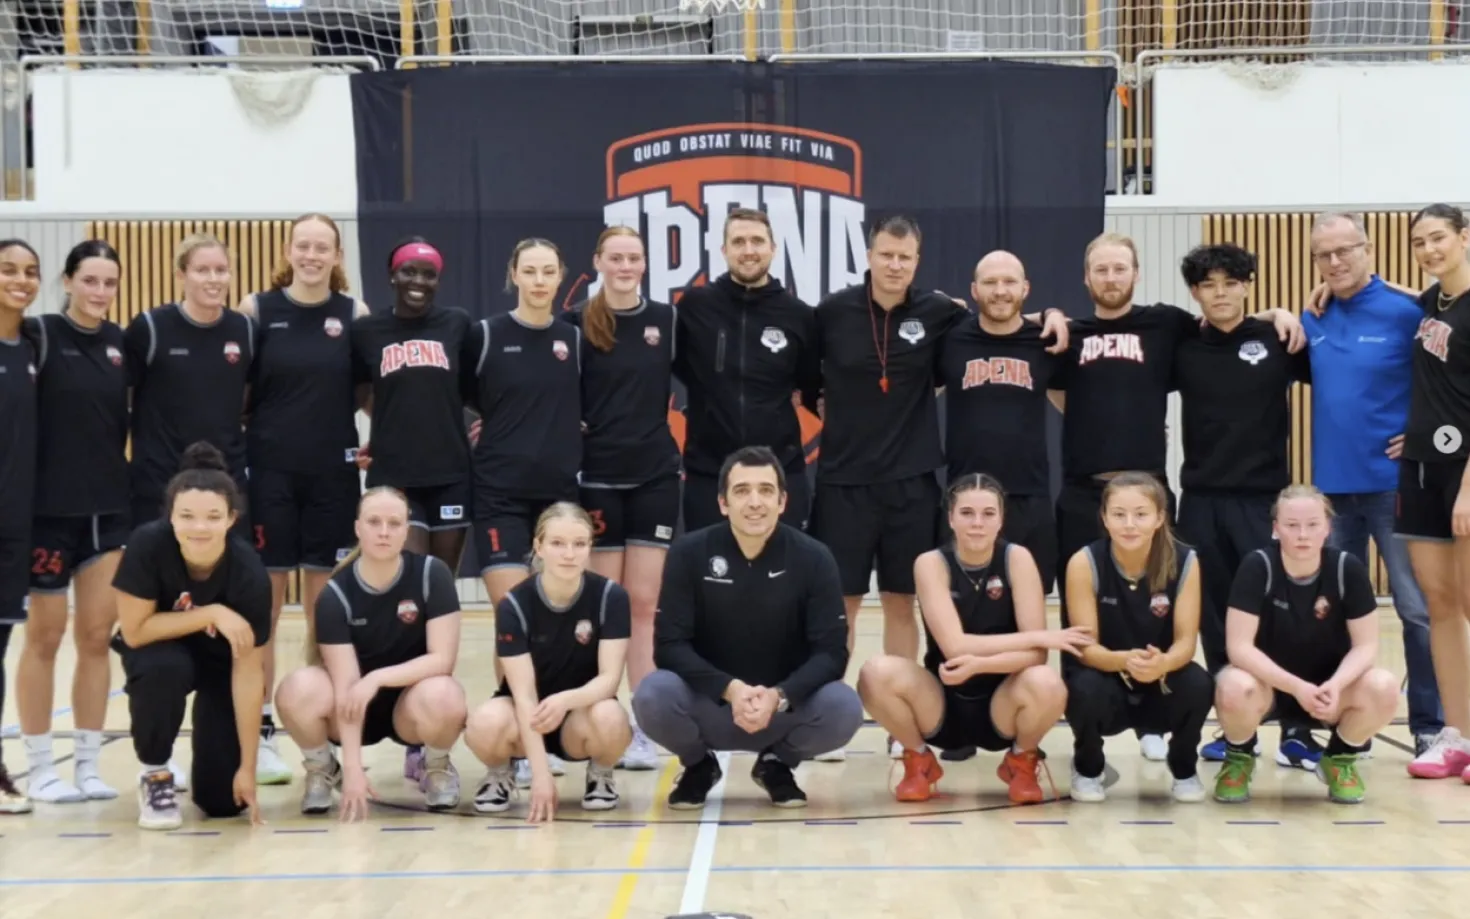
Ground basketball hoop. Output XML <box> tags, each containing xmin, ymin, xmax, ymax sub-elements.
<box><xmin>679</xmin><ymin>0</ymin><xmax>765</xmax><ymax>12</ymax></box>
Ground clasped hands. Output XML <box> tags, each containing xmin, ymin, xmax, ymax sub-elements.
<box><xmin>723</xmin><ymin>679</ymin><xmax>782</xmax><ymax>733</ymax></box>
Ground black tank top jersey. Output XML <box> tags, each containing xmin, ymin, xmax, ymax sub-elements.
<box><xmin>124</xmin><ymin>304</ymin><xmax>256</xmax><ymax>499</ymax></box>
<box><xmin>494</xmin><ymin>571</ymin><xmax>632</xmax><ymax>698</ymax></box>
<box><xmin>468</xmin><ymin>313</ymin><xmax>583</xmax><ymax>501</ymax></box>
<box><xmin>1059</xmin><ymin>304</ymin><xmax>1199</xmax><ymax>481</ymax></box>
<box><xmin>1404</xmin><ymin>285</ymin><xmax>1470</xmax><ymax>462</ymax></box>
<box><xmin>922</xmin><ymin>541</ymin><xmax>1020</xmax><ymax>699</ymax></box>
<box><xmin>565</xmin><ymin>299</ymin><xmax>680</xmax><ymax>487</ymax></box>
<box><xmin>1083</xmin><ymin>536</ymin><xmax>1197</xmax><ymax>657</ymax></box>
<box><xmin>350</xmin><ymin>306</ymin><xmax>475</xmax><ymax>490</ymax></box>
<box><xmin>28</xmin><ymin>313</ymin><xmax>130</xmax><ymax>518</ymax></box>
<box><xmin>1227</xmin><ymin>545</ymin><xmax>1376</xmax><ymax>686</ymax></box>
<box><xmin>313</xmin><ymin>552</ymin><xmax>460</xmax><ymax>676</ymax></box>
<box><xmin>0</xmin><ymin>329</ymin><xmax>38</xmax><ymax>533</ymax></box>
<box><xmin>247</xmin><ymin>290</ymin><xmax>360</xmax><ymax>474</ymax></box>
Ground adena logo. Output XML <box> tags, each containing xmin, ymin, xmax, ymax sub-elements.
<box><xmin>599</xmin><ymin>122</ymin><xmax>868</xmax><ymax>305</ymax></box>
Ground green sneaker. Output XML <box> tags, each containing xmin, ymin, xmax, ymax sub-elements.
<box><xmin>1318</xmin><ymin>753</ymin><xmax>1365</xmax><ymax>804</ymax></box>
<box><xmin>1213</xmin><ymin>749</ymin><xmax>1255</xmax><ymax>803</ymax></box>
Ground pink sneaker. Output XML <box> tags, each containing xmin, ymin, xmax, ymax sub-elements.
<box><xmin>1407</xmin><ymin>728</ymin><xmax>1470</xmax><ymax>779</ymax></box>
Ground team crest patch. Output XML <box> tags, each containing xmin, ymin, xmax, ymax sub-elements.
<box><xmin>223</xmin><ymin>341</ymin><xmax>241</xmax><ymax>364</ymax></box>
<box><xmin>173</xmin><ymin>592</ymin><xmax>194</xmax><ymax>611</ymax></box>
<box><xmin>986</xmin><ymin>576</ymin><xmax>1004</xmax><ymax>600</ymax></box>
<box><xmin>1314</xmin><ymin>596</ymin><xmax>1331</xmax><ymax>620</ymax></box>
<box><xmin>553</xmin><ymin>340</ymin><xmax>569</xmax><ymax>361</ymax></box>
<box><xmin>1149</xmin><ymin>593</ymin><xmax>1171</xmax><ymax>617</ymax></box>
<box><xmin>709</xmin><ymin>555</ymin><xmax>728</xmax><ymax>578</ymax></box>
<box><xmin>899</xmin><ymin>320</ymin><xmax>925</xmax><ymax>344</ymax></box>
<box><xmin>644</xmin><ymin>325</ymin><xmax>661</xmax><ymax>346</ymax></box>
<box><xmin>1238</xmin><ymin>341</ymin><xmax>1268</xmax><ymax>365</ymax></box>
<box><xmin>760</xmin><ymin>327</ymin><xmax>787</xmax><ymax>353</ymax></box>
<box><xmin>575</xmin><ymin>619</ymin><xmax>593</xmax><ymax>645</ymax></box>
<box><xmin>105</xmin><ymin>345</ymin><xmax>122</xmax><ymax>366</ymax></box>
<box><xmin>324</xmin><ymin>317</ymin><xmax>343</xmax><ymax>338</ymax></box>
<box><xmin>397</xmin><ymin>600</ymin><xmax>420</xmax><ymax>624</ymax></box>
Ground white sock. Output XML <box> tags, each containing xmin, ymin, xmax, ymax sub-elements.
<box><xmin>75</xmin><ymin>730</ymin><xmax>103</xmax><ymax>768</ymax></box>
<box><xmin>300</xmin><ymin>745</ymin><xmax>333</xmax><ymax>767</ymax></box>
<box><xmin>262</xmin><ymin>703</ymin><xmax>273</xmax><ymax>719</ymax></box>
<box><xmin>423</xmin><ymin>745</ymin><xmax>452</xmax><ymax>765</ymax></box>
<box><xmin>22</xmin><ymin>733</ymin><xmax>53</xmax><ymax>773</ymax></box>
<box><xmin>139</xmin><ymin>764</ymin><xmax>169</xmax><ymax>779</ymax></box>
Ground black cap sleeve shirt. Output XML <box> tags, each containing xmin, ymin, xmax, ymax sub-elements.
<box><xmin>28</xmin><ymin>314</ymin><xmax>130</xmax><ymax>518</ymax></box>
<box><xmin>0</xmin><ymin>330</ymin><xmax>38</xmax><ymax>534</ymax></box>
<box><xmin>349</xmin><ymin>306</ymin><xmax>475</xmax><ymax>489</ymax></box>
<box><xmin>924</xmin><ymin>541</ymin><xmax>1020</xmax><ymax>697</ymax></box>
<box><xmin>124</xmin><ymin>305</ymin><xmax>256</xmax><ymax>501</ymax></box>
<box><xmin>495</xmin><ymin>572</ymin><xmax>631</xmax><ymax>697</ymax></box>
<box><xmin>937</xmin><ymin>318</ymin><xmax>1067</xmax><ymax>495</ymax></box>
<box><xmin>111</xmin><ymin>519</ymin><xmax>273</xmax><ymax>667</ymax></box>
<box><xmin>1058</xmin><ymin>303</ymin><xmax>1200</xmax><ymax>481</ymax></box>
<box><xmin>564</xmin><ymin>300</ymin><xmax>680</xmax><ymax>487</ymax></box>
<box><xmin>1404</xmin><ymin>286</ymin><xmax>1470</xmax><ymax>463</ymax></box>
<box><xmin>1173</xmin><ymin>316</ymin><xmax>1310</xmax><ymax>495</ymax></box>
<box><xmin>814</xmin><ymin>280</ymin><xmax>967</xmax><ymax>485</ymax></box>
<box><xmin>314</xmin><ymin>552</ymin><xmax>460</xmax><ymax>675</ymax></box>
<box><xmin>1084</xmin><ymin>536</ymin><xmax>1197</xmax><ymax>664</ymax></box>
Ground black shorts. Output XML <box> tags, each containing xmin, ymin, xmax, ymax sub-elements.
<box><xmin>329</xmin><ymin>686</ymin><xmax>408</xmax><ymax>748</ymax></box>
<box><xmin>249</xmin><ymin>466</ymin><xmax>361</xmax><ymax>570</ymax></box>
<box><xmin>0</xmin><ymin>531</ymin><xmax>28</xmax><ymax>625</ymax></box>
<box><xmin>580</xmin><ymin>474</ymin><xmax>681</xmax><ymax>551</ymax></box>
<box><xmin>30</xmin><ymin>513</ymin><xmax>131</xmax><ymax>593</ymax></box>
<box><xmin>1395</xmin><ymin>458</ymin><xmax>1468</xmax><ymax>542</ymax></box>
<box><xmin>810</xmin><ymin>473</ymin><xmax>941</xmax><ymax>596</ymax></box>
<box><xmin>924</xmin><ymin>685</ymin><xmax>1013</xmax><ymax>753</ymax></box>
<box><xmin>474</xmin><ymin>494</ymin><xmax>566</xmax><ymax>573</ymax></box>
<box><xmin>493</xmin><ymin>686</ymin><xmax>587</xmax><ymax>762</ymax></box>
<box><xmin>401</xmin><ymin>479</ymin><xmax>471</xmax><ymax>532</ymax></box>
<box><xmin>1268</xmin><ymin>690</ymin><xmax>1332</xmax><ymax>730</ymax></box>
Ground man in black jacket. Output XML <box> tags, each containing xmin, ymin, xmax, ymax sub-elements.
<box><xmin>632</xmin><ymin>446</ymin><xmax>861</xmax><ymax>809</ymax></box>
<box><xmin>674</xmin><ymin>208</ymin><xmax>821</xmax><ymax>532</ymax></box>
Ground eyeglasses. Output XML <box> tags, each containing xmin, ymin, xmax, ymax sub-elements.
<box><xmin>1312</xmin><ymin>242</ymin><xmax>1366</xmax><ymax>264</ymax></box>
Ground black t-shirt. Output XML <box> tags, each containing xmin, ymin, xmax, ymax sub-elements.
<box><xmin>1174</xmin><ymin>316</ymin><xmax>1311</xmax><ymax>493</ymax></box>
<box><xmin>937</xmin><ymin>318</ymin><xmax>1068</xmax><ymax>496</ymax></box>
<box><xmin>1083</xmin><ymin>535</ymin><xmax>1197</xmax><ymax>662</ymax></box>
<box><xmin>124</xmin><ymin>304</ymin><xmax>256</xmax><ymax>499</ymax></box>
<box><xmin>350</xmin><ymin>306</ymin><xmax>476</xmax><ymax>489</ymax></box>
<box><xmin>1058</xmin><ymin>304</ymin><xmax>1199</xmax><ymax>481</ymax></box>
<box><xmin>315</xmin><ymin>551</ymin><xmax>459</xmax><ymax>675</ymax></box>
<box><xmin>1404</xmin><ymin>285</ymin><xmax>1470</xmax><ymax>462</ymax></box>
<box><xmin>922</xmin><ymin>541</ymin><xmax>1020</xmax><ymax>698</ymax></box>
<box><xmin>812</xmin><ymin>279</ymin><xmax>967</xmax><ymax>484</ymax></box>
<box><xmin>495</xmin><ymin>571</ymin><xmax>631</xmax><ymax>698</ymax></box>
<box><xmin>1226</xmin><ymin>545</ymin><xmax>1376</xmax><ymax>685</ymax></box>
<box><xmin>468</xmin><ymin>312</ymin><xmax>583</xmax><ymax>502</ymax></box>
<box><xmin>247</xmin><ymin>290</ymin><xmax>361</xmax><ymax>475</ymax></box>
<box><xmin>0</xmin><ymin>331</ymin><xmax>38</xmax><ymax>535</ymax></box>
<box><xmin>111</xmin><ymin>518</ymin><xmax>272</xmax><ymax>668</ymax></box>
<box><xmin>28</xmin><ymin>313</ymin><xmax>129</xmax><ymax>518</ymax></box>
<box><xmin>565</xmin><ymin>299</ymin><xmax>680</xmax><ymax>487</ymax></box>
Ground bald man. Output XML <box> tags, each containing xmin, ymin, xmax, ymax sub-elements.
<box><xmin>936</xmin><ymin>250</ymin><xmax>1070</xmax><ymax>594</ymax></box>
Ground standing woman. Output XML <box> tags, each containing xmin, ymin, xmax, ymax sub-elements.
<box><xmin>0</xmin><ymin>238</ymin><xmax>41</xmax><ymax>815</ymax></box>
<box><xmin>1062</xmin><ymin>472</ymin><xmax>1214</xmax><ymax>803</ymax></box>
<box><xmin>16</xmin><ymin>241</ymin><xmax>128</xmax><ymax>803</ymax></box>
<box><xmin>111</xmin><ymin>443</ymin><xmax>270</xmax><ymax>830</ymax></box>
<box><xmin>1395</xmin><ymin>203</ymin><xmax>1470</xmax><ymax>780</ymax></box>
<box><xmin>240</xmin><ymin>214</ymin><xmax>369</xmax><ymax>787</ymax></box>
<box><xmin>124</xmin><ymin>234</ymin><xmax>255</xmax><ymax>539</ymax></box>
<box><xmin>463</xmin><ymin>503</ymin><xmax>632</xmax><ymax>821</ymax></box>
<box><xmin>565</xmin><ymin>228</ymin><xmax>678</xmax><ymax>771</ymax></box>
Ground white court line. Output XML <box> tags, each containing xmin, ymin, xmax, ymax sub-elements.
<box><xmin>677</xmin><ymin>751</ymin><xmax>732</xmax><ymax>914</ymax></box>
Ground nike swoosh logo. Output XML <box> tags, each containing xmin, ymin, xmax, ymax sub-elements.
<box><xmin>768</xmin><ymin>570</ymin><xmax>785</xmax><ymax>578</ymax></box>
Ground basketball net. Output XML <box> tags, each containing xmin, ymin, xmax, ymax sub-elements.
<box><xmin>223</xmin><ymin>66</ymin><xmax>355</xmax><ymax>129</ymax></box>
<box><xmin>679</xmin><ymin>0</ymin><xmax>765</xmax><ymax>12</ymax></box>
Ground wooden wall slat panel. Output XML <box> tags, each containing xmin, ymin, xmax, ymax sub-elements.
<box><xmin>1201</xmin><ymin>210</ymin><xmax>1426</xmax><ymax>596</ymax></box>
<box><xmin>85</xmin><ymin>219</ymin><xmax>301</xmax><ymax>603</ymax></box>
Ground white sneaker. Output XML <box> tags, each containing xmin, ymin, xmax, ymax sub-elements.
<box><xmin>582</xmin><ymin>762</ymin><xmax>619</xmax><ymax>810</ymax></box>
<box><xmin>137</xmin><ymin>769</ymin><xmax>182</xmax><ymax>830</ymax></box>
<box><xmin>813</xmin><ymin>748</ymin><xmax>847</xmax><ymax>762</ymax></box>
<box><xmin>1171</xmin><ymin>774</ymin><xmax>1206</xmax><ymax>803</ymax></box>
<box><xmin>1070</xmin><ymin>770</ymin><xmax>1107</xmax><ymax>803</ymax></box>
<box><xmin>256</xmin><ymin>733</ymin><xmax>293</xmax><ymax>786</ymax></box>
<box><xmin>169</xmin><ymin>759</ymin><xmax>189</xmax><ymax>792</ymax></box>
<box><xmin>27</xmin><ymin>770</ymin><xmax>86</xmax><ymax>804</ymax></box>
<box><xmin>618</xmin><ymin>726</ymin><xmax>660</xmax><ymax>770</ymax></box>
<box><xmin>1140</xmin><ymin>734</ymin><xmax>1168</xmax><ymax>762</ymax></box>
<box><xmin>473</xmin><ymin>765</ymin><xmax>515</xmax><ymax>813</ymax></box>
<box><xmin>514</xmin><ymin>754</ymin><xmax>567</xmax><ymax>788</ymax></box>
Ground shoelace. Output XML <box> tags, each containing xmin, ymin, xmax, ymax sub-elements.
<box><xmin>1014</xmin><ymin>750</ymin><xmax>1059</xmax><ymax>800</ymax></box>
<box><xmin>147</xmin><ymin>778</ymin><xmax>177</xmax><ymax>810</ymax></box>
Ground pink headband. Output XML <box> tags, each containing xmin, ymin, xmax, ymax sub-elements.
<box><xmin>391</xmin><ymin>242</ymin><xmax>444</xmax><ymax>273</ymax></box>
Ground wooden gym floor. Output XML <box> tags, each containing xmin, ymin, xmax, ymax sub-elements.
<box><xmin>1</xmin><ymin>602</ymin><xmax>1467</xmax><ymax>918</ymax></box>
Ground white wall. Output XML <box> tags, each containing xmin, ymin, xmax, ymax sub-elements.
<box><xmin>29</xmin><ymin>69</ymin><xmax>359</xmax><ymax>215</ymax></box>
<box><xmin>1152</xmin><ymin>62</ymin><xmax>1470</xmax><ymax>209</ymax></box>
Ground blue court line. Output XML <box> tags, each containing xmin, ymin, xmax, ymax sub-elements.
<box><xmin>6</xmin><ymin>863</ymin><xmax>1470</xmax><ymax>887</ymax></box>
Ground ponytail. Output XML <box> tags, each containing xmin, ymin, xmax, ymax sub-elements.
<box><xmin>583</xmin><ymin>226</ymin><xmax>644</xmax><ymax>352</ymax></box>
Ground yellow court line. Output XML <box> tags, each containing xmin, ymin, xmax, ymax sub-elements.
<box><xmin>604</xmin><ymin>758</ymin><xmax>680</xmax><ymax>919</ymax></box>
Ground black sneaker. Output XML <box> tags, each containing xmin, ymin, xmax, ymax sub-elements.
<box><xmin>751</xmin><ymin>752</ymin><xmax>807</xmax><ymax>808</ymax></box>
<box><xmin>668</xmin><ymin>754</ymin><xmax>723</xmax><ymax>810</ymax></box>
